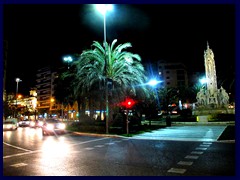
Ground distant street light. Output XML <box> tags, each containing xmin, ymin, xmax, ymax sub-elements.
<box><xmin>147</xmin><ymin>79</ymin><xmax>162</xmax><ymax>87</ymax></box>
<box><xmin>63</xmin><ymin>56</ymin><xmax>73</xmax><ymax>69</ymax></box>
<box><xmin>95</xmin><ymin>4</ymin><xmax>113</xmax><ymax>134</ymax></box>
<box><xmin>15</xmin><ymin>78</ymin><xmax>22</xmax><ymax>118</ymax></box>
<box><xmin>147</xmin><ymin>79</ymin><xmax>163</xmax><ymax>122</ymax></box>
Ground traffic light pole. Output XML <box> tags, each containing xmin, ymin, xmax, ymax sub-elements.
<box><xmin>126</xmin><ymin>109</ymin><xmax>129</xmax><ymax>136</ymax></box>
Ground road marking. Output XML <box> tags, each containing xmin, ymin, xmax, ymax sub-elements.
<box><xmin>94</xmin><ymin>145</ymin><xmax>104</xmax><ymax>148</ymax></box>
<box><xmin>202</xmin><ymin>142</ymin><xmax>212</xmax><ymax>145</ymax></box>
<box><xmin>72</xmin><ymin>151</ymin><xmax>82</xmax><ymax>153</ymax></box>
<box><xmin>85</xmin><ymin>147</ymin><xmax>94</xmax><ymax>150</ymax></box>
<box><xmin>185</xmin><ymin>155</ymin><xmax>199</xmax><ymax>159</ymax></box>
<box><xmin>10</xmin><ymin>163</ymin><xmax>28</xmax><ymax>168</ymax></box>
<box><xmin>200</xmin><ymin>144</ymin><xmax>210</xmax><ymax>147</ymax></box>
<box><xmin>113</xmin><ymin>141</ymin><xmax>122</xmax><ymax>143</ymax></box>
<box><xmin>71</xmin><ymin>137</ymin><xmax>110</xmax><ymax>146</ymax></box>
<box><xmin>195</xmin><ymin>147</ymin><xmax>207</xmax><ymax>150</ymax></box>
<box><xmin>105</xmin><ymin>143</ymin><xmax>115</xmax><ymax>145</ymax></box>
<box><xmin>3</xmin><ymin>150</ymin><xmax>41</xmax><ymax>159</ymax></box>
<box><xmin>191</xmin><ymin>151</ymin><xmax>203</xmax><ymax>155</ymax></box>
<box><xmin>3</xmin><ymin>142</ymin><xmax>32</xmax><ymax>152</ymax></box>
<box><xmin>177</xmin><ymin>161</ymin><xmax>193</xmax><ymax>166</ymax></box>
<box><xmin>3</xmin><ymin>137</ymin><xmax>109</xmax><ymax>159</ymax></box>
<box><xmin>167</xmin><ymin>168</ymin><xmax>186</xmax><ymax>174</ymax></box>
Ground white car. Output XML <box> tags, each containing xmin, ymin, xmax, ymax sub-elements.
<box><xmin>42</xmin><ymin>119</ymin><xmax>66</xmax><ymax>136</ymax></box>
<box><xmin>3</xmin><ymin>120</ymin><xmax>18</xmax><ymax>130</ymax></box>
<box><xmin>19</xmin><ymin>119</ymin><xmax>30</xmax><ymax>127</ymax></box>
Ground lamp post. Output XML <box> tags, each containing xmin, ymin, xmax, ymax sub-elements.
<box><xmin>147</xmin><ymin>79</ymin><xmax>162</xmax><ymax>125</ymax></box>
<box><xmin>63</xmin><ymin>56</ymin><xmax>73</xmax><ymax>69</ymax></box>
<box><xmin>96</xmin><ymin>4</ymin><xmax>113</xmax><ymax>134</ymax></box>
<box><xmin>15</xmin><ymin>78</ymin><xmax>22</xmax><ymax>118</ymax></box>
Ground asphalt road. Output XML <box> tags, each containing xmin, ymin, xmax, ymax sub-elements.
<box><xmin>3</xmin><ymin>126</ymin><xmax>235</xmax><ymax>176</ymax></box>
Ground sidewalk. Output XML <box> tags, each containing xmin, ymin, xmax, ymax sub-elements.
<box><xmin>70</xmin><ymin>121</ymin><xmax>235</xmax><ymax>142</ymax></box>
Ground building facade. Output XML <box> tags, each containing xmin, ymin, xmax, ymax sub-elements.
<box><xmin>36</xmin><ymin>67</ymin><xmax>58</xmax><ymax>116</ymax></box>
<box><xmin>157</xmin><ymin>60</ymin><xmax>189</xmax><ymax>88</ymax></box>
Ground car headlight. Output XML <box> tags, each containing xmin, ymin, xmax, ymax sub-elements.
<box><xmin>46</xmin><ymin>124</ymin><xmax>54</xmax><ymax>130</ymax></box>
<box><xmin>30</xmin><ymin>122</ymin><xmax>35</xmax><ymax>126</ymax></box>
<box><xmin>58</xmin><ymin>123</ymin><xmax>65</xmax><ymax>129</ymax></box>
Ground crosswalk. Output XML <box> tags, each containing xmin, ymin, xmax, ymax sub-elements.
<box><xmin>131</xmin><ymin>125</ymin><xmax>227</xmax><ymax>141</ymax></box>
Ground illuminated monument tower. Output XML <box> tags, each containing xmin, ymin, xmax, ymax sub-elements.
<box><xmin>196</xmin><ymin>42</ymin><xmax>229</xmax><ymax>111</ymax></box>
<box><xmin>204</xmin><ymin>42</ymin><xmax>218</xmax><ymax>105</ymax></box>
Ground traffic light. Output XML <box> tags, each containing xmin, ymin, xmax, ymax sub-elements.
<box><xmin>121</xmin><ymin>98</ymin><xmax>135</xmax><ymax>109</ymax></box>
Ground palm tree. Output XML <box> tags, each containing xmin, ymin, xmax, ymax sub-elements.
<box><xmin>72</xmin><ymin>39</ymin><xmax>149</xmax><ymax>131</ymax></box>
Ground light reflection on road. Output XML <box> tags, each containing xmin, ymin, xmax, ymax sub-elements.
<box><xmin>38</xmin><ymin>136</ymin><xmax>73</xmax><ymax>175</ymax></box>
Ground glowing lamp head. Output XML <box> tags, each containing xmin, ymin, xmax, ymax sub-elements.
<box><xmin>96</xmin><ymin>4</ymin><xmax>113</xmax><ymax>15</ymax></box>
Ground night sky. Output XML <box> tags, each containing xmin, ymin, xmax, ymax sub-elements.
<box><xmin>3</xmin><ymin>3</ymin><xmax>235</xmax><ymax>95</ymax></box>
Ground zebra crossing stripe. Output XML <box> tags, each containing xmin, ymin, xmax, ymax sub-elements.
<box><xmin>177</xmin><ymin>161</ymin><xmax>193</xmax><ymax>166</ymax></box>
<box><xmin>167</xmin><ymin>168</ymin><xmax>186</xmax><ymax>174</ymax></box>
<box><xmin>185</xmin><ymin>155</ymin><xmax>199</xmax><ymax>159</ymax></box>
<box><xmin>191</xmin><ymin>151</ymin><xmax>203</xmax><ymax>155</ymax></box>
<box><xmin>10</xmin><ymin>163</ymin><xmax>28</xmax><ymax>167</ymax></box>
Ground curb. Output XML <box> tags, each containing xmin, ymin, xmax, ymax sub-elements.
<box><xmin>70</xmin><ymin>131</ymin><xmax>124</xmax><ymax>138</ymax></box>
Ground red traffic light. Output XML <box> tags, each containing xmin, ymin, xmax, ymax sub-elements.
<box><xmin>121</xmin><ymin>98</ymin><xmax>135</xmax><ymax>109</ymax></box>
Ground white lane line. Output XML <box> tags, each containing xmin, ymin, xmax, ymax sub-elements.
<box><xmin>4</xmin><ymin>137</ymin><xmax>109</xmax><ymax>159</ymax></box>
<box><xmin>10</xmin><ymin>163</ymin><xmax>28</xmax><ymax>167</ymax></box>
<box><xmin>185</xmin><ymin>155</ymin><xmax>199</xmax><ymax>159</ymax></box>
<box><xmin>72</xmin><ymin>151</ymin><xmax>82</xmax><ymax>153</ymax></box>
<box><xmin>167</xmin><ymin>168</ymin><xmax>186</xmax><ymax>174</ymax></box>
<box><xmin>72</xmin><ymin>137</ymin><xmax>110</xmax><ymax>146</ymax></box>
<box><xmin>3</xmin><ymin>142</ymin><xmax>32</xmax><ymax>152</ymax></box>
<box><xmin>113</xmin><ymin>141</ymin><xmax>122</xmax><ymax>143</ymax></box>
<box><xmin>195</xmin><ymin>147</ymin><xmax>207</xmax><ymax>150</ymax></box>
<box><xmin>191</xmin><ymin>151</ymin><xmax>203</xmax><ymax>155</ymax></box>
<box><xmin>94</xmin><ymin>145</ymin><xmax>104</xmax><ymax>148</ymax></box>
<box><xmin>177</xmin><ymin>161</ymin><xmax>193</xmax><ymax>166</ymax></box>
<box><xmin>105</xmin><ymin>143</ymin><xmax>115</xmax><ymax>145</ymax></box>
<box><xmin>3</xmin><ymin>150</ymin><xmax>41</xmax><ymax>159</ymax></box>
<box><xmin>202</xmin><ymin>142</ymin><xmax>212</xmax><ymax>145</ymax></box>
<box><xmin>200</xmin><ymin>144</ymin><xmax>211</xmax><ymax>147</ymax></box>
<box><xmin>85</xmin><ymin>147</ymin><xmax>94</xmax><ymax>150</ymax></box>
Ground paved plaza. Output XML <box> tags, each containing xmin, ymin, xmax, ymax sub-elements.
<box><xmin>131</xmin><ymin>125</ymin><xmax>228</xmax><ymax>142</ymax></box>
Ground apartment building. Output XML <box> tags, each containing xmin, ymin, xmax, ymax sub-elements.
<box><xmin>36</xmin><ymin>67</ymin><xmax>58</xmax><ymax>115</ymax></box>
<box><xmin>157</xmin><ymin>60</ymin><xmax>189</xmax><ymax>88</ymax></box>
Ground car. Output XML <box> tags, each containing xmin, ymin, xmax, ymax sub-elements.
<box><xmin>29</xmin><ymin>120</ymin><xmax>44</xmax><ymax>128</ymax></box>
<box><xmin>3</xmin><ymin>120</ymin><xmax>18</xmax><ymax>130</ymax></box>
<box><xmin>19</xmin><ymin>119</ymin><xmax>30</xmax><ymax>127</ymax></box>
<box><xmin>42</xmin><ymin>119</ymin><xmax>66</xmax><ymax>136</ymax></box>
<box><xmin>5</xmin><ymin>118</ymin><xmax>19</xmax><ymax>127</ymax></box>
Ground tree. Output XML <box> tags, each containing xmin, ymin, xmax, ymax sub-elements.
<box><xmin>71</xmin><ymin>39</ymin><xmax>149</xmax><ymax>128</ymax></box>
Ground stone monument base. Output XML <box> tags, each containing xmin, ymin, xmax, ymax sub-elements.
<box><xmin>192</xmin><ymin>108</ymin><xmax>234</xmax><ymax>116</ymax></box>
<box><xmin>193</xmin><ymin>108</ymin><xmax>235</xmax><ymax>122</ymax></box>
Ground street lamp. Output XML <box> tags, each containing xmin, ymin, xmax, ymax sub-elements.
<box><xmin>147</xmin><ymin>79</ymin><xmax>163</xmax><ymax>123</ymax></box>
<box><xmin>63</xmin><ymin>56</ymin><xmax>73</xmax><ymax>69</ymax></box>
<box><xmin>96</xmin><ymin>4</ymin><xmax>113</xmax><ymax>134</ymax></box>
<box><xmin>15</xmin><ymin>78</ymin><xmax>22</xmax><ymax>117</ymax></box>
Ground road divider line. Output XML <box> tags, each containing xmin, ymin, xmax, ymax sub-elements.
<box><xmin>195</xmin><ymin>147</ymin><xmax>207</xmax><ymax>150</ymax></box>
<box><xmin>3</xmin><ymin>142</ymin><xmax>32</xmax><ymax>152</ymax></box>
<box><xmin>3</xmin><ymin>150</ymin><xmax>40</xmax><ymax>159</ymax></box>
